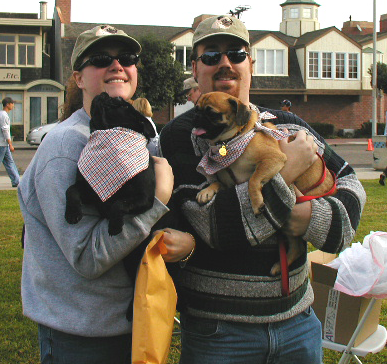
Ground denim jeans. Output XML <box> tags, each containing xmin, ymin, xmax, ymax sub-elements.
<box><xmin>0</xmin><ymin>145</ymin><xmax>19</xmax><ymax>186</ymax></box>
<box><xmin>38</xmin><ymin>324</ymin><xmax>132</xmax><ymax>364</ymax></box>
<box><xmin>179</xmin><ymin>307</ymin><xmax>323</xmax><ymax>364</ymax></box>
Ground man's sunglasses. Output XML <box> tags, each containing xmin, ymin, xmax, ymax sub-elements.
<box><xmin>77</xmin><ymin>53</ymin><xmax>139</xmax><ymax>71</ymax></box>
<box><xmin>196</xmin><ymin>50</ymin><xmax>249</xmax><ymax>66</ymax></box>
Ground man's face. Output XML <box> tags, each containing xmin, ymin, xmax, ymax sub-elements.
<box><xmin>192</xmin><ymin>35</ymin><xmax>252</xmax><ymax>105</ymax></box>
<box><xmin>187</xmin><ymin>87</ymin><xmax>201</xmax><ymax>105</ymax></box>
<box><xmin>8</xmin><ymin>103</ymin><xmax>14</xmax><ymax>111</ymax></box>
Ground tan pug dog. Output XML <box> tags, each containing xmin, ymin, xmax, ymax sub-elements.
<box><xmin>193</xmin><ymin>91</ymin><xmax>337</xmax><ymax>275</ymax></box>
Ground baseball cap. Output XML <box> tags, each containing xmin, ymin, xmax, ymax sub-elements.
<box><xmin>180</xmin><ymin>77</ymin><xmax>199</xmax><ymax>95</ymax></box>
<box><xmin>71</xmin><ymin>25</ymin><xmax>142</xmax><ymax>70</ymax></box>
<box><xmin>280</xmin><ymin>99</ymin><xmax>292</xmax><ymax>107</ymax></box>
<box><xmin>192</xmin><ymin>15</ymin><xmax>250</xmax><ymax>47</ymax></box>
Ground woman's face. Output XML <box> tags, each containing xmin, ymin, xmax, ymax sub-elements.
<box><xmin>73</xmin><ymin>42</ymin><xmax>138</xmax><ymax>115</ymax></box>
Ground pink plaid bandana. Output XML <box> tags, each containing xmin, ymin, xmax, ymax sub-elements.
<box><xmin>197</xmin><ymin>112</ymin><xmax>290</xmax><ymax>176</ymax></box>
<box><xmin>78</xmin><ymin>127</ymin><xmax>149</xmax><ymax>202</ymax></box>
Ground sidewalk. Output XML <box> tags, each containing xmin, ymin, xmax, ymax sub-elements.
<box><xmin>0</xmin><ymin>140</ymin><xmax>382</xmax><ymax>190</ymax></box>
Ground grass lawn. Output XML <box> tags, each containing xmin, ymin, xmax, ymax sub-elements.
<box><xmin>1</xmin><ymin>180</ymin><xmax>386</xmax><ymax>363</ymax></box>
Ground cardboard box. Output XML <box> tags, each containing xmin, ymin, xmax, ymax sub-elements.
<box><xmin>308</xmin><ymin>250</ymin><xmax>382</xmax><ymax>346</ymax></box>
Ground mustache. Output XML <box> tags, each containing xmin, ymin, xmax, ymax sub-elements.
<box><xmin>214</xmin><ymin>69</ymin><xmax>240</xmax><ymax>80</ymax></box>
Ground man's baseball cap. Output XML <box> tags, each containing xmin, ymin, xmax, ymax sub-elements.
<box><xmin>280</xmin><ymin>99</ymin><xmax>292</xmax><ymax>107</ymax></box>
<box><xmin>180</xmin><ymin>77</ymin><xmax>199</xmax><ymax>95</ymax></box>
<box><xmin>71</xmin><ymin>25</ymin><xmax>142</xmax><ymax>70</ymax></box>
<box><xmin>192</xmin><ymin>15</ymin><xmax>250</xmax><ymax>47</ymax></box>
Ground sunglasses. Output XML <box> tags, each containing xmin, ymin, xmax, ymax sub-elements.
<box><xmin>196</xmin><ymin>50</ymin><xmax>249</xmax><ymax>66</ymax></box>
<box><xmin>77</xmin><ymin>53</ymin><xmax>139</xmax><ymax>71</ymax></box>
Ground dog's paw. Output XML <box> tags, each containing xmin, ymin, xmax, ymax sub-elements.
<box><xmin>65</xmin><ymin>210</ymin><xmax>83</xmax><ymax>225</ymax></box>
<box><xmin>270</xmin><ymin>262</ymin><xmax>281</xmax><ymax>276</ymax></box>
<box><xmin>253</xmin><ymin>203</ymin><xmax>265</xmax><ymax>217</ymax></box>
<box><xmin>196</xmin><ymin>188</ymin><xmax>217</xmax><ymax>205</ymax></box>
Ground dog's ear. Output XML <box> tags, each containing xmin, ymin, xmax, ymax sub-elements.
<box><xmin>228</xmin><ymin>98</ymin><xmax>251</xmax><ymax>126</ymax></box>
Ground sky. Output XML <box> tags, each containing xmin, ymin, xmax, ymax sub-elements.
<box><xmin>2</xmin><ymin>0</ymin><xmax>387</xmax><ymax>32</ymax></box>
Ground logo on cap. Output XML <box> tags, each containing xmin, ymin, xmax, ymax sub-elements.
<box><xmin>96</xmin><ymin>25</ymin><xmax>118</xmax><ymax>36</ymax></box>
<box><xmin>212</xmin><ymin>16</ymin><xmax>234</xmax><ymax>30</ymax></box>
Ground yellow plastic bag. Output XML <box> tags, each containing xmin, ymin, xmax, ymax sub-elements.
<box><xmin>132</xmin><ymin>231</ymin><xmax>177</xmax><ymax>364</ymax></box>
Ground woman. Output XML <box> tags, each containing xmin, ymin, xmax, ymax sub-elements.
<box><xmin>132</xmin><ymin>97</ymin><xmax>159</xmax><ymax>156</ymax></box>
<box><xmin>18</xmin><ymin>25</ymin><xmax>195</xmax><ymax>364</ymax></box>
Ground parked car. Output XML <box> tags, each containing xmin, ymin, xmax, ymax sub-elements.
<box><xmin>26</xmin><ymin>121</ymin><xmax>59</xmax><ymax>145</ymax></box>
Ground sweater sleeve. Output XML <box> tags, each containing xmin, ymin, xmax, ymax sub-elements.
<box><xmin>262</xmin><ymin>108</ymin><xmax>366</xmax><ymax>253</ymax></box>
<box><xmin>0</xmin><ymin>111</ymin><xmax>11</xmax><ymax>141</ymax></box>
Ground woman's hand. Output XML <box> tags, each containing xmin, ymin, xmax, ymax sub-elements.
<box><xmin>153</xmin><ymin>156</ymin><xmax>174</xmax><ymax>206</ymax></box>
<box><xmin>154</xmin><ymin>228</ymin><xmax>195</xmax><ymax>263</ymax></box>
<box><xmin>279</xmin><ymin>130</ymin><xmax>318</xmax><ymax>186</ymax></box>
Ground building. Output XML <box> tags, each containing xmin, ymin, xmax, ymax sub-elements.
<box><xmin>0</xmin><ymin>2</ymin><xmax>64</xmax><ymax>141</ymax></box>
<box><xmin>1</xmin><ymin>0</ymin><xmax>387</xmax><ymax>140</ymax></box>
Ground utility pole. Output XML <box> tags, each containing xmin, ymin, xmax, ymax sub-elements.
<box><xmin>372</xmin><ymin>0</ymin><xmax>377</xmax><ymax>136</ymax></box>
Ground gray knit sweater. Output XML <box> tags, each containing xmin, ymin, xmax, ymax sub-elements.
<box><xmin>19</xmin><ymin>108</ymin><xmax>169</xmax><ymax>337</ymax></box>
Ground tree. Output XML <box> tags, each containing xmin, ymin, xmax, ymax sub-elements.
<box><xmin>135</xmin><ymin>35</ymin><xmax>187</xmax><ymax>110</ymax></box>
<box><xmin>368</xmin><ymin>62</ymin><xmax>387</xmax><ymax>94</ymax></box>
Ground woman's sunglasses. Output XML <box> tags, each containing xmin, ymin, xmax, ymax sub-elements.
<box><xmin>77</xmin><ymin>53</ymin><xmax>139</xmax><ymax>71</ymax></box>
<box><xmin>196</xmin><ymin>50</ymin><xmax>249</xmax><ymax>66</ymax></box>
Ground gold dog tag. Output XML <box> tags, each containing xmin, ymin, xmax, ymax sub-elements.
<box><xmin>219</xmin><ymin>144</ymin><xmax>227</xmax><ymax>156</ymax></box>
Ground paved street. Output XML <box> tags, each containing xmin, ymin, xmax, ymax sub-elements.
<box><xmin>0</xmin><ymin>139</ymin><xmax>382</xmax><ymax>190</ymax></box>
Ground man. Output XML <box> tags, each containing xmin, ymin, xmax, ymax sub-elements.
<box><xmin>280</xmin><ymin>99</ymin><xmax>292</xmax><ymax>113</ymax></box>
<box><xmin>160</xmin><ymin>15</ymin><xmax>365</xmax><ymax>364</ymax></box>
<box><xmin>182</xmin><ymin>77</ymin><xmax>201</xmax><ymax>105</ymax></box>
<box><xmin>0</xmin><ymin>97</ymin><xmax>20</xmax><ymax>188</ymax></box>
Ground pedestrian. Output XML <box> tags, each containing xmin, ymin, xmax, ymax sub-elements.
<box><xmin>159</xmin><ymin>15</ymin><xmax>366</xmax><ymax>364</ymax></box>
<box><xmin>379</xmin><ymin>167</ymin><xmax>386</xmax><ymax>186</ymax></box>
<box><xmin>280</xmin><ymin>99</ymin><xmax>292</xmax><ymax>113</ymax></box>
<box><xmin>181</xmin><ymin>77</ymin><xmax>201</xmax><ymax>105</ymax></box>
<box><xmin>0</xmin><ymin>97</ymin><xmax>20</xmax><ymax>188</ymax></box>
<box><xmin>18</xmin><ymin>24</ymin><xmax>194</xmax><ymax>364</ymax></box>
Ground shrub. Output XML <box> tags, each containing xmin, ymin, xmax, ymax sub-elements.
<box><xmin>309</xmin><ymin>122</ymin><xmax>335</xmax><ymax>138</ymax></box>
<box><xmin>354</xmin><ymin>122</ymin><xmax>386</xmax><ymax>137</ymax></box>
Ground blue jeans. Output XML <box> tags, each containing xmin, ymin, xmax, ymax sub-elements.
<box><xmin>0</xmin><ymin>145</ymin><xmax>19</xmax><ymax>186</ymax></box>
<box><xmin>179</xmin><ymin>307</ymin><xmax>323</xmax><ymax>364</ymax></box>
<box><xmin>38</xmin><ymin>324</ymin><xmax>132</xmax><ymax>364</ymax></box>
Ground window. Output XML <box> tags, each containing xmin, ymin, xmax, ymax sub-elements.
<box><xmin>322</xmin><ymin>52</ymin><xmax>332</xmax><ymax>78</ymax></box>
<box><xmin>256</xmin><ymin>49</ymin><xmax>284</xmax><ymax>75</ymax></box>
<box><xmin>348</xmin><ymin>53</ymin><xmax>358</xmax><ymax>79</ymax></box>
<box><xmin>303</xmin><ymin>8</ymin><xmax>312</xmax><ymax>19</ymax></box>
<box><xmin>175</xmin><ymin>46</ymin><xmax>192</xmax><ymax>71</ymax></box>
<box><xmin>283</xmin><ymin>9</ymin><xmax>287</xmax><ymax>20</ymax></box>
<box><xmin>309</xmin><ymin>52</ymin><xmax>319</xmax><ymax>78</ymax></box>
<box><xmin>308</xmin><ymin>51</ymin><xmax>359</xmax><ymax>80</ymax></box>
<box><xmin>290</xmin><ymin>8</ymin><xmax>299</xmax><ymax>19</ymax></box>
<box><xmin>336</xmin><ymin>53</ymin><xmax>345</xmax><ymax>79</ymax></box>
<box><xmin>0</xmin><ymin>34</ymin><xmax>36</xmax><ymax>66</ymax></box>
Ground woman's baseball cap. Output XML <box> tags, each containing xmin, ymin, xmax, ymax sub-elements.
<box><xmin>71</xmin><ymin>25</ymin><xmax>142</xmax><ymax>70</ymax></box>
<box><xmin>192</xmin><ymin>15</ymin><xmax>250</xmax><ymax>47</ymax></box>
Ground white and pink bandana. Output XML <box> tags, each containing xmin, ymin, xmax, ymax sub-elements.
<box><xmin>78</xmin><ymin>127</ymin><xmax>149</xmax><ymax>202</ymax></box>
<box><xmin>196</xmin><ymin>112</ymin><xmax>291</xmax><ymax>176</ymax></box>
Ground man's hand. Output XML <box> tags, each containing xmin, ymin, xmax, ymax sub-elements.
<box><xmin>279</xmin><ymin>130</ymin><xmax>318</xmax><ymax>185</ymax></box>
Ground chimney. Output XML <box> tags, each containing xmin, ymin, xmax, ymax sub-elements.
<box><xmin>342</xmin><ymin>20</ymin><xmax>374</xmax><ymax>36</ymax></box>
<box><xmin>381</xmin><ymin>14</ymin><xmax>387</xmax><ymax>33</ymax></box>
<box><xmin>56</xmin><ymin>0</ymin><xmax>71</xmax><ymax>24</ymax></box>
<box><xmin>40</xmin><ymin>1</ymin><xmax>47</xmax><ymax>20</ymax></box>
<box><xmin>192</xmin><ymin>14</ymin><xmax>215</xmax><ymax>29</ymax></box>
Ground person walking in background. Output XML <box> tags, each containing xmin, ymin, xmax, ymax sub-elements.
<box><xmin>280</xmin><ymin>99</ymin><xmax>293</xmax><ymax>113</ymax></box>
<box><xmin>159</xmin><ymin>15</ymin><xmax>366</xmax><ymax>364</ymax></box>
<box><xmin>0</xmin><ymin>97</ymin><xmax>20</xmax><ymax>188</ymax></box>
<box><xmin>132</xmin><ymin>97</ymin><xmax>159</xmax><ymax>156</ymax></box>
<box><xmin>181</xmin><ymin>77</ymin><xmax>201</xmax><ymax>105</ymax></box>
<box><xmin>18</xmin><ymin>25</ymin><xmax>194</xmax><ymax>364</ymax></box>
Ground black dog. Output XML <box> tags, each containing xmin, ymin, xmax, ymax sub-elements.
<box><xmin>65</xmin><ymin>92</ymin><xmax>157</xmax><ymax>236</ymax></box>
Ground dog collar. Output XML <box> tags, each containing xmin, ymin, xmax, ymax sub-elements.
<box><xmin>78</xmin><ymin>127</ymin><xmax>149</xmax><ymax>202</ymax></box>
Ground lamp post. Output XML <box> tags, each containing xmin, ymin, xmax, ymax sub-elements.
<box><xmin>372</xmin><ymin>0</ymin><xmax>377</xmax><ymax>136</ymax></box>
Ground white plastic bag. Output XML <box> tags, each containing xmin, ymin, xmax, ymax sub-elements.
<box><xmin>326</xmin><ymin>231</ymin><xmax>387</xmax><ymax>298</ymax></box>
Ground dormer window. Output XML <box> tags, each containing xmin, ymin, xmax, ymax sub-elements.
<box><xmin>0</xmin><ymin>34</ymin><xmax>36</xmax><ymax>67</ymax></box>
<box><xmin>303</xmin><ymin>8</ymin><xmax>312</xmax><ymax>19</ymax></box>
<box><xmin>290</xmin><ymin>8</ymin><xmax>299</xmax><ymax>19</ymax></box>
